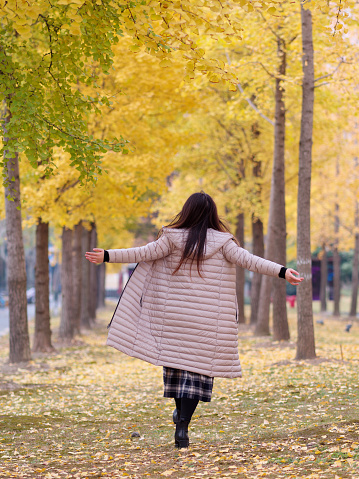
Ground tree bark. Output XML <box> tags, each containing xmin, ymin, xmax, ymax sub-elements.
<box><xmin>255</xmin><ymin>264</ymin><xmax>272</xmax><ymax>335</ymax></box>
<box><xmin>333</xmin><ymin>202</ymin><xmax>341</xmax><ymax>316</ymax></box>
<box><xmin>320</xmin><ymin>244</ymin><xmax>327</xmax><ymax>312</ymax></box>
<box><xmin>235</xmin><ymin>213</ymin><xmax>245</xmax><ymax>324</ymax></box>
<box><xmin>3</xmin><ymin>100</ymin><xmax>31</xmax><ymax>363</ymax></box>
<box><xmin>59</xmin><ymin>227</ymin><xmax>74</xmax><ymax>339</ymax></box>
<box><xmin>88</xmin><ymin>222</ymin><xmax>98</xmax><ymax>324</ymax></box>
<box><xmin>72</xmin><ymin>222</ymin><xmax>83</xmax><ymax>334</ymax></box>
<box><xmin>80</xmin><ymin>226</ymin><xmax>91</xmax><ymax>328</ymax></box>
<box><xmin>250</xmin><ymin>216</ymin><xmax>264</xmax><ymax>324</ymax></box>
<box><xmin>97</xmin><ymin>262</ymin><xmax>106</xmax><ymax>308</ymax></box>
<box><xmin>349</xmin><ymin>197</ymin><xmax>359</xmax><ymax>317</ymax></box>
<box><xmin>272</xmin><ymin>36</ymin><xmax>289</xmax><ymax>341</ymax></box>
<box><xmin>333</xmin><ymin>156</ymin><xmax>341</xmax><ymax>316</ymax></box>
<box><xmin>333</xmin><ymin>245</ymin><xmax>341</xmax><ymax>316</ymax></box>
<box><xmin>255</xmin><ymin>35</ymin><xmax>289</xmax><ymax>338</ymax></box>
<box><xmin>296</xmin><ymin>2</ymin><xmax>316</xmax><ymax>359</ymax></box>
<box><xmin>33</xmin><ymin>219</ymin><xmax>53</xmax><ymax>352</ymax></box>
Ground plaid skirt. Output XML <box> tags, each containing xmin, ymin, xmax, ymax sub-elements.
<box><xmin>163</xmin><ymin>367</ymin><xmax>214</xmax><ymax>402</ymax></box>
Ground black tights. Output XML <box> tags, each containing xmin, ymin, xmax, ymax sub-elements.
<box><xmin>175</xmin><ymin>397</ymin><xmax>199</xmax><ymax>422</ymax></box>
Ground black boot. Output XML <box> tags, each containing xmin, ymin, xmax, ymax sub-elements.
<box><xmin>174</xmin><ymin>420</ymin><xmax>189</xmax><ymax>448</ymax></box>
<box><xmin>173</xmin><ymin>398</ymin><xmax>199</xmax><ymax>448</ymax></box>
<box><xmin>173</xmin><ymin>408</ymin><xmax>180</xmax><ymax>424</ymax></box>
<box><xmin>173</xmin><ymin>398</ymin><xmax>181</xmax><ymax>424</ymax></box>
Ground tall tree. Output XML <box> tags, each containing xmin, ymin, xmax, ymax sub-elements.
<box><xmin>250</xmin><ymin>215</ymin><xmax>264</xmax><ymax>324</ymax></box>
<box><xmin>350</xmin><ymin>204</ymin><xmax>359</xmax><ymax>318</ymax></box>
<box><xmin>296</xmin><ymin>1</ymin><xmax>316</xmax><ymax>359</ymax></box>
<box><xmin>320</xmin><ymin>244</ymin><xmax>328</xmax><ymax>312</ymax></box>
<box><xmin>97</xmin><ymin>262</ymin><xmax>106</xmax><ymax>309</ymax></box>
<box><xmin>333</xmin><ymin>202</ymin><xmax>341</xmax><ymax>316</ymax></box>
<box><xmin>80</xmin><ymin>227</ymin><xmax>91</xmax><ymax>329</ymax></box>
<box><xmin>59</xmin><ymin>227</ymin><xmax>74</xmax><ymax>339</ymax></box>
<box><xmin>3</xmin><ymin>102</ymin><xmax>31</xmax><ymax>363</ymax></box>
<box><xmin>255</xmin><ymin>242</ymin><xmax>273</xmax><ymax>336</ymax></box>
<box><xmin>249</xmin><ymin>128</ymin><xmax>264</xmax><ymax>326</ymax></box>
<box><xmin>33</xmin><ymin>219</ymin><xmax>53</xmax><ymax>352</ymax></box>
<box><xmin>72</xmin><ymin>222</ymin><xmax>83</xmax><ymax>334</ymax></box>
<box><xmin>235</xmin><ymin>213</ymin><xmax>246</xmax><ymax>324</ymax></box>
<box><xmin>255</xmin><ymin>34</ymin><xmax>289</xmax><ymax>339</ymax></box>
<box><xmin>88</xmin><ymin>223</ymin><xmax>98</xmax><ymax>324</ymax></box>
<box><xmin>271</xmin><ymin>36</ymin><xmax>289</xmax><ymax>341</ymax></box>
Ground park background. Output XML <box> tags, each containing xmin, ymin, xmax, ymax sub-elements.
<box><xmin>0</xmin><ymin>0</ymin><xmax>358</xmax><ymax>478</ymax></box>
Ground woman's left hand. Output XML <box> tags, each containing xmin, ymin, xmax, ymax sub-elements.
<box><xmin>85</xmin><ymin>248</ymin><xmax>104</xmax><ymax>264</ymax></box>
<box><xmin>285</xmin><ymin>268</ymin><xmax>304</xmax><ymax>286</ymax></box>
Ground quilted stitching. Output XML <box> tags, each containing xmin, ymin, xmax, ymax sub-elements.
<box><xmin>106</xmin><ymin>229</ymin><xmax>283</xmax><ymax>378</ymax></box>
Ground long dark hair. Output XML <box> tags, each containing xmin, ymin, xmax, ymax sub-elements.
<box><xmin>161</xmin><ymin>192</ymin><xmax>234</xmax><ymax>275</ymax></box>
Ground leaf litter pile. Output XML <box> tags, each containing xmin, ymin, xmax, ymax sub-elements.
<box><xmin>0</xmin><ymin>308</ymin><xmax>358</xmax><ymax>479</ymax></box>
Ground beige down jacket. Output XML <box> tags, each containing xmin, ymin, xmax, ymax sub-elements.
<box><xmin>106</xmin><ymin>228</ymin><xmax>284</xmax><ymax>378</ymax></box>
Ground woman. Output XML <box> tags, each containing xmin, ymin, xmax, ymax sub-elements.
<box><xmin>85</xmin><ymin>192</ymin><xmax>302</xmax><ymax>449</ymax></box>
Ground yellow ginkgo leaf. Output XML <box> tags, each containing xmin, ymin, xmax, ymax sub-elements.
<box><xmin>159</xmin><ymin>58</ymin><xmax>172</xmax><ymax>68</ymax></box>
<box><xmin>161</xmin><ymin>470</ymin><xmax>176</xmax><ymax>477</ymax></box>
<box><xmin>129</xmin><ymin>45</ymin><xmax>141</xmax><ymax>52</ymax></box>
<box><xmin>16</xmin><ymin>24</ymin><xmax>31</xmax><ymax>38</ymax></box>
<box><xmin>208</xmin><ymin>72</ymin><xmax>220</xmax><ymax>83</ymax></box>
<box><xmin>68</xmin><ymin>23</ymin><xmax>81</xmax><ymax>35</ymax></box>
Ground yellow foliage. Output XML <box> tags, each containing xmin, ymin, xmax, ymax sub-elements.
<box><xmin>153</xmin><ymin>1</ymin><xmax>359</xmax><ymax>258</ymax></box>
<box><xmin>17</xmin><ymin>35</ymin><xmax>198</xmax><ymax>248</ymax></box>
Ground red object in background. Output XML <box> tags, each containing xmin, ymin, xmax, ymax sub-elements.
<box><xmin>286</xmin><ymin>295</ymin><xmax>296</xmax><ymax>308</ymax></box>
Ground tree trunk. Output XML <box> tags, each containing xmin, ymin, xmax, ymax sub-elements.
<box><xmin>320</xmin><ymin>244</ymin><xmax>327</xmax><ymax>312</ymax></box>
<box><xmin>33</xmin><ymin>219</ymin><xmax>53</xmax><ymax>352</ymax></box>
<box><xmin>235</xmin><ymin>213</ymin><xmax>245</xmax><ymax>324</ymax></box>
<box><xmin>333</xmin><ymin>200</ymin><xmax>341</xmax><ymax>316</ymax></box>
<box><xmin>88</xmin><ymin>222</ymin><xmax>98</xmax><ymax>324</ymax></box>
<box><xmin>3</xmin><ymin>100</ymin><xmax>31</xmax><ymax>363</ymax></box>
<box><xmin>97</xmin><ymin>262</ymin><xmax>106</xmax><ymax>308</ymax></box>
<box><xmin>80</xmin><ymin>226</ymin><xmax>91</xmax><ymax>328</ymax></box>
<box><xmin>350</xmin><ymin>196</ymin><xmax>359</xmax><ymax>317</ymax></box>
<box><xmin>296</xmin><ymin>2</ymin><xmax>316</xmax><ymax>359</ymax></box>
<box><xmin>272</xmin><ymin>36</ymin><xmax>289</xmax><ymax>341</ymax></box>
<box><xmin>333</xmin><ymin>156</ymin><xmax>341</xmax><ymax>316</ymax></box>
<box><xmin>255</xmin><ymin>35</ymin><xmax>289</xmax><ymax>338</ymax></box>
<box><xmin>255</xmin><ymin>266</ymin><xmax>272</xmax><ymax>335</ymax></box>
<box><xmin>59</xmin><ymin>227</ymin><xmax>74</xmax><ymax>339</ymax></box>
<box><xmin>333</xmin><ymin>245</ymin><xmax>341</xmax><ymax>316</ymax></box>
<box><xmin>250</xmin><ymin>216</ymin><xmax>264</xmax><ymax>324</ymax></box>
<box><xmin>72</xmin><ymin>222</ymin><xmax>83</xmax><ymax>334</ymax></box>
<box><xmin>350</xmin><ymin>233</ymin><xmax>359</xmax><ymax>318</ymax></box>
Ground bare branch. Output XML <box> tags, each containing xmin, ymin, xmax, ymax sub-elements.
<box><xmin>314</xmin><ymin>81</ymin><xmax>331</xmax><ymax>88</ymax></box>
<box><xmin>225</xmin><ymin>53</ymin><xmax>274</xmax><ymax>126</ymax></box>
<box><xmin>314</xmin><ymin>59</ymin><xmax>344</xmax><ymax>83</ymax></box>
<box><xmin>235</xmin><ymin>82</ymin><xmax>275</xmax><ymax>126</ymax></box>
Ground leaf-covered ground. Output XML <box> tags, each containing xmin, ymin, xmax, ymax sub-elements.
<box><xmin>0</xmin><ymin>306</ymin><xmax>358</xmax><ymax>479</ymax></box>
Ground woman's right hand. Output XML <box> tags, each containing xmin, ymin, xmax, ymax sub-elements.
<box><xmin>85</xmin><ymin>248</ymin><xmax>104</xmax><ymax>264</ymax></box>
<box><xmin>285</xmin><ymin>268</ymin><xmax>304</xmax><ymax>286</ymax></box>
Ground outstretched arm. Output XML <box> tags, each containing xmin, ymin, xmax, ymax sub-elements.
<box><xmin>223</xmin><ymin>240</ymin><xmax>303</xmax><ymax>286</ymax></box>
<box><xmin>85</xmin><ymin>234</ymin><xmax>172</xmax><ymax>264</ymax></box>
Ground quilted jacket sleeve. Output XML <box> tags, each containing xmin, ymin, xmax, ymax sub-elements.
<box><xmin>107</xmin><ymin>234</ymin><xmax>172</xmax><ymax>264</ymax></box>
<box><xmin>222</xmin><ymin>239</ymin><xmax>283</xmax><ymax>277</ymax></box>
